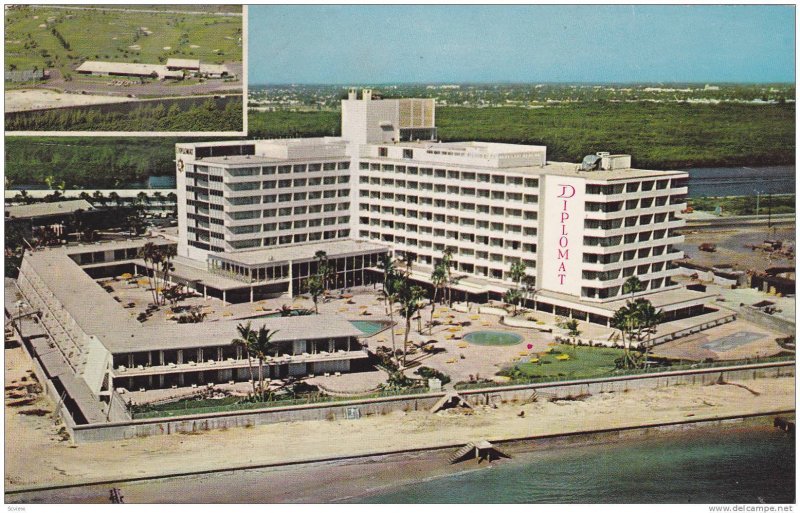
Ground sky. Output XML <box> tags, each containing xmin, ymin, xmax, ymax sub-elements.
<box><xmin>248</xmin><ymin>5</ymin><xmax>795</xmax><ymax>84</ymax></box>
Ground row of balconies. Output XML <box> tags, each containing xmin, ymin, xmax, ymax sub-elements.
<box><xmin>584</xmin><ymin>203</ymin><xmax>687</xmax><ymax>221</ymax></box>
<box><xmin>579</xmin><ymin>266</ymin><xmax>681</xmax><ymax>290</ymax></box>
<box><xmin>581</xmin><ymin>251</ymin><xmax>681</xmax><ymax>273</ymax></box>
<box><xmin>583</xmin><ymin>218</ymin><xmax>684</xmax><ymax>238</ymax></box>
<box><xmin>224</xmin><ymin>222</ymin><xmax>349</xmax><ymax>242</ymax></box>
<box><xmin>223</xmin><ymin>167</ymin><xmax>350</xmax><ymax>184</ymax></box>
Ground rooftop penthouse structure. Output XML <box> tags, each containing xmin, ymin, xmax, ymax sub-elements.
<box><xmin>175</xmin><ymin>89</ymin><xmax>707</xmax><ymax>326</ymax></box>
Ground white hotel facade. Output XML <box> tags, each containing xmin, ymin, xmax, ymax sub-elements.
<box><xmin>176</xmin><ymin>89</ymin><xmax>707</xmax><ymax>325</ymax></box>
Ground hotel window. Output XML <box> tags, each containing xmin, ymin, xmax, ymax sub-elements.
<box><xmin>379</xmin><ymin>147</ymin><xmax>388</xmax><ymax>157</ymax></box>
<box><xmin>403</xmin><ymin>149</ymin><xmax>414</xmax><ymax>159</ymax></box>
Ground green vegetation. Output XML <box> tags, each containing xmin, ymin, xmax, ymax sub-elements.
<box><xmin>462</xmin><ymin>354</ymin><xmax>795</xmax><ymax>390</ymax></box>
<box><xmin>5</xmin><ymin>97</ymin><xmax>243</xmax><ymax>132</ymax></box>
<box><xmin>249</xmin><ymin>102</ymin><xmax>795</xmax><ymax>169</ymax></box>
<box><xmin>248</xmin><ymin>110</ymin><xmax>340</xmax><ymax>139</ymax></box>
<box><xmin>690</xmin><ymin>194</ymin><xmax>795</xmax><ymax>216</ymax></box>
<box><xmin>6</xmin><ymin>137</ymin><xmax>179</xmax><ymax>188</ymax></box>
<box><xmin>5</xmin><ymin>5</ymin><xmax>242</xmax><ymax>76</ymax></box>
<box><xmin>503</xmin><ymin>345</ymin><xmax>627</xmax><ymax>381</ymax></box>
<box><xmin>415</xmin><ymin>366</ymin><xmax>451</xmax><ymax>386</ymax></box>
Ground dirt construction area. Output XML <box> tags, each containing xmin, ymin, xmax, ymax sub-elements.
<box><xmin>5</xmin><ymin>65</ymin><xmax>243</xmax><ymax>113</ymax></box>
<box><xmin>677</xmin><ymin>222</ymin><xmax>795</xmax><ymax>273</ymax></box>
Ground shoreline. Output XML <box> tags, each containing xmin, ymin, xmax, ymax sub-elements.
<box><xmin>6</xmin><ymin>374</ymin><xmax>795</xmax><ymax>492</ymax></box>
<box><xmin>6</xmin><ymin>412</ymin><xmax>793</xmax><ymax>503</ymax></box>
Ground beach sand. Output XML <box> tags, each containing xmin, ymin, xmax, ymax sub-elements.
<box><xmin>5</xmin><ymin>341</ymin><xmax>794</xmax><ymax>495</ymax></box>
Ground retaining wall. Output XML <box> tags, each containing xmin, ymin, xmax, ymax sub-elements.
<box><xmin>65</xmin><ymin>361</ymin><xmax>794</xmax><ymax>444</ymax></box>
<box><xmin>649</xmin><ymin>313</ymin><xmax>738</xmax><ymax>346</ymax></box>
<box><xmin>459</xmin><ymin>361</ymin><xmax>794</xmax><ymax>406</ymax></box>
<box><xmin>737</xmin><ymin>305</ymin><xmax>795</xmax><ymax>336</ymax></box>
<box><xmin>70</xmin><ymin>393</ymin><xmax>443</xmax><ymax>443</ymax></box>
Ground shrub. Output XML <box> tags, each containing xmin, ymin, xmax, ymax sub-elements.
<box><xmin>414</xmin><ymin>366</ymin><xmax>451</xmax><ymax>385</ymax></box>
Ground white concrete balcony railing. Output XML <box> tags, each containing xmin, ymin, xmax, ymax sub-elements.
<box><xmin>584</xmin><ymin>203</ymin><xmax>682</xmax><ymax>221</ymax></box>
<box><xmin>582</xmin><ymin>218</ymin><xmax>685</xmax><ymax>238</ymax></box>
<box><xmin>582</xmin><ymin>252</ymin><xmax>680</xmax><ymax>273</ymax></box>
<box><xmin>223</xmin><ymin>174</ymin><xmax>263</xmax><ymax>184</ymax></box>
<box><xmin>112</xmin><ymin>349</ymin><xmax>369</xmax><ymax>378</ymax></box>
<box><xmin>581</xmin><ymin>235</ymin><xmax>685</xmax><ymax>255</ymax></box>
<box><xmin>580</xmin><ymin>267</ymin><xmax>683</xmax><ymax>290</ymax></box>
<box><xmin>584</xmin><ymin>186</ymin><xmax>688</xmax><ymax>202</ymax></box>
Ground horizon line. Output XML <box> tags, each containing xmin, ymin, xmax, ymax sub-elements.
<box><xmin>250</xmin><ymin>81</ymin><xmax>795</xmax><ymax>87</ymax></box>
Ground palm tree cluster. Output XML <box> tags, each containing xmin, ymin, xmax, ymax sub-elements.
<box><xmin>504</xmin><ymin>260</ymin><xmax>532</xmax><ymax>315</ymax></box>
<box><xmin>611</xmin><ymin>297</ymin><xmax>665</xmax><ymax>369</ymax></box>
<box><xmin>379</xmin><ymin>254</ymin><xmax>426</xmax><ymax>369</ymax></box>
<box><xmin>232</xmin><ymin>322</ymin><xmax>280</xmax><ymax>400</ymax></box>
<box><xmin>138</xmin><ymin>242</ymin><xmax>177</xmax><ymax>307</ymax></box>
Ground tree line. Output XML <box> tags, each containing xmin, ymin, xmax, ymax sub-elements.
<box><xmin>6</xmin><ymin>97</ymin><xmax>243</xmax><ymax>132</ymax></box>
<box><xmin>248</xmin><ymin>102</ymin><xmax>795</xmax><ymax>169</ymax></box>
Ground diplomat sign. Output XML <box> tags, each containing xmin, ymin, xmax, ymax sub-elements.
<box><xmin>556</xmin><ymin>184</ymin><xmax>576</xmax><ymax>286</ymax></box>
<box><xmin>541</xmin><ymin>176</ymin><xmax>585</xmax><ymax>296</ymax></box>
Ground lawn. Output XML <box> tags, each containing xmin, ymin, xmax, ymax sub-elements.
<box><xmin>508</xmin><ymin>344</ymin><xmax>626</xmax><ymax>381</ymax></box>
<box><xmin>5</xmin><ymin>5</ymin><xmax>242</xmax><ymax>76</ymax></box>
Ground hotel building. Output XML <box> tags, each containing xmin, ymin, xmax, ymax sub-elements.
<box><xmin>175</xmin><ymin>89</ymin><xmax>707</xmax><ymax>326</ymax></box>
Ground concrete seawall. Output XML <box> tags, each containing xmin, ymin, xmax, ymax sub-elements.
<box><xmin>66</xmin><ymin>361</ymin><xmax>794</xmax><ymax>443</ymax></box>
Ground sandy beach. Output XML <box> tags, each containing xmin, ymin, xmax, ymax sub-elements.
<box><xmin>5</xmin><ymin>339</ymin><xmax>794</xmax><ymax>494</ymax></box>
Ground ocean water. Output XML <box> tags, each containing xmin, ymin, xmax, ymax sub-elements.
<box><xmin>687</xmin><ymin>166</ymin><xmax>796</xmax><ymax>198</ymax></box>
<box><xmin>348</xmin><ymin>427</ymin><xmax>795</xmax><ymax>504</ymax></box>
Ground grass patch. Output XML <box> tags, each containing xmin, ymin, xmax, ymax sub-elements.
<box><xmin>5</xmin><ymin>5</ymin><xmax>242</xmax><ymax>75</ymax></box>
<box><xmin>508</xmin><ymin>345</ymin><xmax>626</xmax><ymax>381</ymax></box>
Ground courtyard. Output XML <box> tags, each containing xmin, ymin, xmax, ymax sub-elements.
<box><xmin>98</xmin><ymin>270</ymin><xmax>790</xmax><ymax>410</ymax></box>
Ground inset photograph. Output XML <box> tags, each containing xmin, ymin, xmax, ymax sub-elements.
<box><xmin>4</xmin><ymin>4</ymin><xmax>245</xmax><ymax>134</ymax></box>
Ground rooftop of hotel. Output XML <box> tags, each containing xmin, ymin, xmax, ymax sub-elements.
<box><xmin>209</xmin><ymin>239</ymin><xmax>389</xmax><ymax>267</ymax></box>
<box><xmin>5</xmin><ymin>199</ymin><xmax>94</xmax><ymax>219</ymax></box>
<box><xmin>20</xmin><ymin>240</ymin><xmax>363</xmax><ymax>354</ymax></box>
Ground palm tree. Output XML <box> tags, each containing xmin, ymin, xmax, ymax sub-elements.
<box><xmin>92</xmin><ymin>190</ymin><xmax>107</xmax><ymax>207</ymax></box>
<box><xmin>611</xmin><ymin>303</ymin><xmax>640</xmax><ymax>369</ymax></box>
<box><xmin>521</xmin><ymin>275</ymin><xmax>537</xmax><ymax>311</ymax></box>
<box><xmin>138</xmin><ymin>242</ymin><xmax>162</xmax><ymax>305</ymax></box>
<box><xmin>429</xmin><ymin>263</ymin><xmax>447</xmax><ymax>334</ymax></box>
<box><xmin>158</xmin><ymin>245</ymin><xmax>177</xmax><ymax>305</ymax></box>
<box><xmin>397</xmin><ymin>279</ymin><xmax>425</xmax><ymax>368</ymax></box>
<box><xmin>509</xmin><ymin>260</ymin><xmax>527</xmax><ymax>286</ymax></box>
<box><xmin>623</xmin><ymin>276</ymin><xmax>643</xmax><ymax>301</ymax></box>
<box><xmin>314</xmin><ymin>250</ymin><xmax>332</xmax><ymax>290</ymax></box>
<box><xmin>232</xmin><ymin>322</ymin><xmax>257</xmax><ymax>396</ymax></box>
<box><xmin>384</xmin><ymin>276</ymin><xmax>400</xmax><ymax>364</ymax></box>
<box><xmin>250</xmin><ymin>326</ymin><xmax>279</xmax><ymax>399</ymax></box>
<box><xmin>378</xmin><ymin>254</ymin><xmax>395</xmax><ymax>314</ymax></box>
<box><xmin>504</xmin><ymin>288</ymin><xmax>524</xmax><ymax>315</ymax></box>
<box><xmin>635</xmin><ymin>299</ymin><xmax>664</xmax><ymax>368</ymax></box>
<box><xmin>441</xmin><ymin>248</ymin><xmax>454</xmax><ymax>306</ymax></box>
<box><xmin>306</xmin><ymin>274</ymin><xmax>324</xmax><ymax>314</ymax></box>
<box><xmin>108</xmin><ymin>191</ymin><xmax>122</xmax><ymax>207</ymax></box>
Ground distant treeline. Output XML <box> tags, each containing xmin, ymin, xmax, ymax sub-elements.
<box><xmin>6</xmin><ymin>97</ymin><xmax>243</xmax><ymax>132</ymax></box>
<box><xmin>6</xmin><ymin>102</ymin><xmax>794</xmax><ymax>189</ymax></box>
<box><xmin>249</xmin><ymin>102</ymin><xmax>795</xmax><ymax>169</ymax></box>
